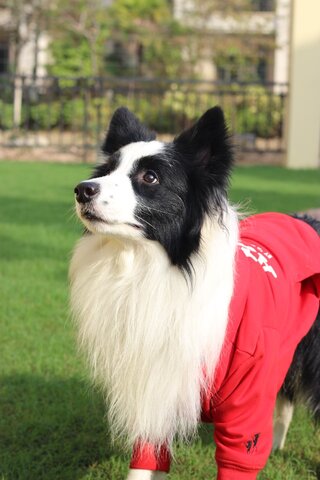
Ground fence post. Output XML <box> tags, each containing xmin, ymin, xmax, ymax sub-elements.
<box><xmin>82</xmin><ymin>78</ymin><xmax>89</xmax><ymax>163</ymax></box>
<box><xmin>13</xmin><ymin>76</ymin><xmax>23</xmax><ymax>128</ymax></box>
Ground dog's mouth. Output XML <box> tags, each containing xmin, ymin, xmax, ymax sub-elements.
<box><xmin>82</xmin><ymin>211</ymin><xmax>105</xmax><ymax>222</ymax></box>
<box><xmin>80</xmin><ymin>209</ymin><xmax>142</xmax><ymax>230</ymax></box>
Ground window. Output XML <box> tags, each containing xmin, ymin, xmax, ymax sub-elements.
<box><xmin>216</xmin><ymin>53</ymin><xmax>269</xmax><ymax>83</ymax></box>
<box><xmin>251</xmin><ymin>0</ymin><xmax>275</xmax><ymax>12</ymax></box>
<box><xmin>0</xmin><ymin>44</ymin><xmax>9</xmax><ymax>73</ymax></box>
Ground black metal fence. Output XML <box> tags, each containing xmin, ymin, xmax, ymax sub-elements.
<box><xmin>0</xmin><ymin>74</ymin><xmax>288</xmax><ymax>162</ymax></box>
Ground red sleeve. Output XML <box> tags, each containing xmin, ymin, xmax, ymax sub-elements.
<box><xmin>130</xmin><ymin>443</ymin><xmax>171</xmax><ymax>473</ymax></box>
<box><xmin>212</xmin><ymin>327</ymin><xmax>280</xmax><ymax>479</ymax></box>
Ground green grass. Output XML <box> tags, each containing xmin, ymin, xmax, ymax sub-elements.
<box><xmin>0</xmin><ymin>161</ymin><xmax>319</xmax><ymax>480</ymax></box>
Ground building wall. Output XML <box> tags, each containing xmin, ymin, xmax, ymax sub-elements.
<box><xmin>173</xmin><ymin>0</ymin><xmax>290</xmax><ymax>84</ymax></box>
<box><xmin>0</xmin><ymin>6</ymin><xmax>50</xmax><ymax>76</ymax></box>
<box><xmin>286</xmin><ymin>0</ymin><xmax>320</xmax><ymax>168</ymax></box>
<box><xmin>17</xmin><ymin>32</ymin><xmax>50</xmax><ymax>77</ymax></box>
<box><xmin>273</xmin><ymin>0</ymin><xmax>290</xmax><ymax>90</ymax></box>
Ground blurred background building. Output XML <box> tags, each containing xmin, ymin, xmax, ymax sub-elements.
<box><xmin>173</xmin><ymin>0</ymin><xmax>289</xmax><ymax>88</ymax></box>
<box><xmin>0</xmin><ymin>2</ymin><xmax>49</xmax><ymax>76</ymax></box>
<box><xmin>0</xmin><ymin>0</ymin><xmax>290</xmax><ymax>84</ymax></box>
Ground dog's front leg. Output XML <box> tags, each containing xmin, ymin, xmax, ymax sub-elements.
<box><xmin>126</xmin><ymin>469</ymin><xmax>167</xmax><ymax>480</ymax></box>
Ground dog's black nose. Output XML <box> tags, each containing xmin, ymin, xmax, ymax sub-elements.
<box><xmin>74</xmin><ymin>182</ymin><xmax>100</xmax><ymax>203</ymax></box>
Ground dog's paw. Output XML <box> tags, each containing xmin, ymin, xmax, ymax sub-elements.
<box><xmin>126</xmin><ymin>469</ymin><xmax>167</xmax><ymax>480</ymax></box>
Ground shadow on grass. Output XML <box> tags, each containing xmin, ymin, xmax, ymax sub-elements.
<box><xmin>0</xmin><ymin>375</ymin><xmax>127</xmax><ymax>480</ymax></box>
<box><xmin>198</xmin><ymin>423</ymin><xmax>214</xmax><ymax>446</ymax></box>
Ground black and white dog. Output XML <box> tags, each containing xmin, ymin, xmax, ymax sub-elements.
<box><xmin>70</xmin><ymin>107</ymin><xmax>320</xmax><ymax>480</ymax></box>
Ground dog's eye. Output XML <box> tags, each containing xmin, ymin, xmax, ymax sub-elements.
<box><xmin>142</xmin><ymin>170</ymin><xmax>159</xmax><ymax>185</ymax></box>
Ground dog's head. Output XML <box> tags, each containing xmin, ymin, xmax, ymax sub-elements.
<box><xmin>74</xmin><ymin>106</ymin><xmax>233</xmax><ymax>270</ymax></box>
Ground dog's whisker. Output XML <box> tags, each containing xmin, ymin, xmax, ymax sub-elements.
<box><xmin>66</xmin><ymin>206</ymin><xmax>78</xmax><ymax>224</ymax></box>
<box><xmin>134</xmin><ymin>213</ymin><xmax>156</xmax><ymax>230</ymax></box>
<box><xmin>139</xmin><ymin>204</ymin><xmax>176</xmax><ymax>216</ymax></box>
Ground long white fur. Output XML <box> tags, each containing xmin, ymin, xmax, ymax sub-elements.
<box><xmin>70</xmin><ymin>206</ymin><xmax>238</xmax><ymax>450</ymax></box>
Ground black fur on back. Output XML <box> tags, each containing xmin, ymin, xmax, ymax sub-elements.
<box><xmin>280</xmin><ymin>214</ymin><xmax>320</xmax><ymax>421</ymax></box>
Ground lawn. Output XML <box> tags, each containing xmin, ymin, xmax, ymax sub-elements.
<box><xmin>0</xmin><ymin>160</ymin><xmax>319</xmax><ymax>480</ymax></box>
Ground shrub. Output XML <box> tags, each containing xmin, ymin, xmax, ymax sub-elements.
<box><xmin>0</xmin><ymin>83</ymin><xmax>284</xmax><ymax>139</ymax></box>
<box><xmin>0</xmin><ymin>100</ymin><xmax>14</xmax><ymax>129</ymax></box>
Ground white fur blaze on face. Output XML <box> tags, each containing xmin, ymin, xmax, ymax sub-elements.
<box><xmin>75</xmin><ymin>140</ymin><xmax>164</xmax><ymax>237</ymax></box>
<box><xmin>117</xmin><ymin>140</ymin><xmax>164</xmax><ymax>174</ymax></box>
<box><xmin>69</xmin><ymin>206</ymin><xmax>239</xmax><ymax>450</ymax></box>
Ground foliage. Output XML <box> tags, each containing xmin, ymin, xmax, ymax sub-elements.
<box><xmin>214</xmin><ymin>43</ymin><xmax>271</xmax><ymax>83</ymax></box>
<box><xmin>0</xmin><ymin>83</ymin><xmax>285</xmax><ymax>138</ymax></box>
<box><xmin>105</xmin><ymin>0</ymin><xmax>190</xmax><ymax>78</ymax></box>
<box><xmin>48</xmin><ymin>38</ymin><xmax>94</xmax><ymax>78</ymax></box>
<box><xmin>5</xmin><ymin>0</ymin><xmax>277</xmax><ymax>83</ymax></box>
<box><xmin>47</xmin><ymin>0</ymin><xmax>110</xmax><ymax>77</ymax></box>
<box><xmin>161</xmin><ymin>84</ymin><xmax>284</xmax><ymax>137</ymax></box>
<box><xmin>0</xmin><ymin>100</ymin><xmax>14</xmax><ymax>129</ymax></box>
<box><xmin>235</xmin><ymin>85</ymin><xmax>283</xmax><ymax>137</ymax></box>
<box><xmin>47</xmin><ymin>0</ymin><xmax>192</xmax><ymax>79</ymax></box>
<box><xmin>107</xmin><ymin>0</ymin><xmax>174</xmax><ymax>31</ymax></box>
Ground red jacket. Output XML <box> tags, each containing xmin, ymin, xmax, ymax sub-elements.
<box><xmin>130</xmin><ymin>213</ymin><xmax>320</xmax><ymax>479</ymax></box>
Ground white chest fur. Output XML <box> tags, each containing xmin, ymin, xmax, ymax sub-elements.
<box><xmin>69</xmin><ymin>211</ymin><xmax>238</xmax><ymax>448</ymax></box>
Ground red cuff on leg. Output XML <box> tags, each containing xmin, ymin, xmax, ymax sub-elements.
<box><xmin>130</xmin><ymin>443</ymin><xmax>171</xmax><ymax>473</ymax></box>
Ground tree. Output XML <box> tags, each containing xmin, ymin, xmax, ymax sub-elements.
<box><xmin>4</xmin><ymin>0</ymin><xmax>50</xmax><ymax>125</ymax></box>
<box><xmin>5</xmin><ymin>0</ymin><xmax>45</xmax><ymax>75</ymax></box>
<box><xmin>105</xmin><ymin>0</ymin><xmax>197</xmax><ymax>78</ymax></box>
<box><xmin>47</xmin><ymin>0</ymin><xmax>193</xmax><ymax>79</ymax></box>
<box><xmin>46</xmin><ymin>0</ymin><xmax>275</xmax><ymax>81</ymax></box>
<box><xmin>47</xmin><ymin>0</ymin><xmax>110</xmax><ymax>77</ymax></box>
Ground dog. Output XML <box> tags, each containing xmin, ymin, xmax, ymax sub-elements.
<box><xmin>69</xmin><ymin>106</ymin><xmax>320</xmax><ymax>480</ymax></box>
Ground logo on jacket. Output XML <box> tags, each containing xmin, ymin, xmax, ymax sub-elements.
<box><xmin>239</xmin><ymin>242</ymin><xmax>278</xmax><ymax>279</ymax></box>
<box><xmin>246</xmin><ymin>433</ymin><xmax>261</xmax><ymax>454</ymax></box>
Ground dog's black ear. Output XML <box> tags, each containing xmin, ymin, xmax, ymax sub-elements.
<box><xmin>174</xmin><ymin>106</ymin><xmax>233</xmax><ymax>179</ymax></box>
<box><xmin>102</xmin><ymin>107</ymin><xmax>156</xmax><ymax>155</ymax></box>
